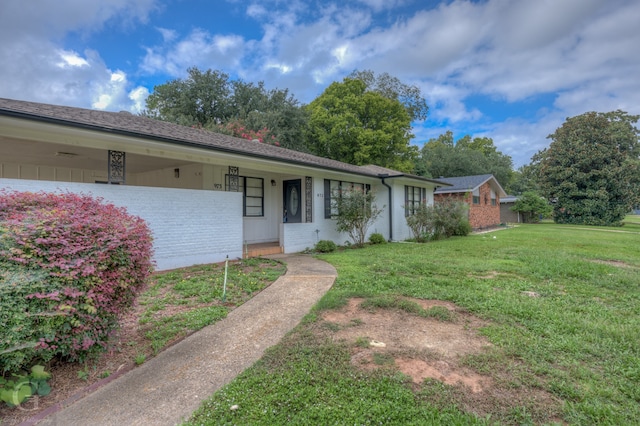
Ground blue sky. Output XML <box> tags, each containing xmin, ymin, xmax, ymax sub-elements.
<box><xmin>1</xmin><ymin>0</ymin><xmax>638</xmax><ymax>167</ymax></box>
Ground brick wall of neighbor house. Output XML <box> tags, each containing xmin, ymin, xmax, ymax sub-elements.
<box><xmin>469</xmin><ymin>182</ymin><xmax>500</xmax><ymax>228</ymax></box>
<box><xmin>0</xmin><ymin>178</ymin><xmax>244</xmax><ymax>270</ymax></box>
<box><xmin>435</xmin><ymin>182</ymin><xmax>501</xmax><ymax>229</ymax></box>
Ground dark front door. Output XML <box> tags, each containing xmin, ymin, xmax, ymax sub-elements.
<box><xmin>283</xmin><ymin>179</ymin><xmax>302</xmax><ymax>223</ymax></box>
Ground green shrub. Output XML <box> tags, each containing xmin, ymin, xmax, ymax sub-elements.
<box><xmin>405</xmin><ymin>199</ymin><xmax>470</xmax><ymax>241</ymax></box>
<box><xmin>315</xmin><ymin>240</ymin><xmax>337</xmax><ymax>253</ymax></box>
<box><xmin>368</xmin><ymin>233</ymin><xmax>386</xmax><ymax>244</ymax></box>
<box><xmin>0</xmin><ymin>190</ymin><xmax>154</xmax><ymax>373</ymax></box>
<box><xmin>405</xmin><ymin>203</ymin><xmax>435</xmax><ymax>242</ymax></box>
<box><xmin>453</xmin><ymin>219</ymin><xmax>472</xmax><ymax>236</ymax></box>
<box><xmin>433</xmin><ymin>198</ymin><xmax>470</xmax><ymax>238</ymax></box>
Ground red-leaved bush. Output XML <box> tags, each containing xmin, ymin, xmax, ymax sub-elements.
<box><xmin>0</xmin><ymin>190</ymin><xmax>154</xmax><ymax>372</ymax></box>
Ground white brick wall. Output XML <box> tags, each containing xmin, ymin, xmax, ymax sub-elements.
<box><xmin>0</xmin><ymin>178</ymin><xmax>243</xmax><ymax>270</ymax></box>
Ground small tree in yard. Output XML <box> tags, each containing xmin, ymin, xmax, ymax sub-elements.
<box><xmin>511</xmin><ymin>191</ymin><xmax>552</xmax><ymax>223</ymax></box>
<box><xmin>333</xmin><ymin>188</ymin><xmax>382</xmax><ymax>247</ymax></box>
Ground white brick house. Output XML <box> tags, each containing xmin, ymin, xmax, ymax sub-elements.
<box><xmin>0</xmin><ymin>98</ymin><xmax>449</xmax><ymax>270</ymax></box>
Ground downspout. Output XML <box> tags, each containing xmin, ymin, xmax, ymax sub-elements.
<box><xmin>379</xmin><ymin>175</ymin><xmax>393</xmax><ymax>241</ymax></box>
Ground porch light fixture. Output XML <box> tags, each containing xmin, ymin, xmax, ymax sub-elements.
<box><xmin>271</xmin><ymin>179</ymin><xmax>276</xmax><ymax>186</ymax></box>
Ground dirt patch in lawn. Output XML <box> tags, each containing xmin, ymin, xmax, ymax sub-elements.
<box><xmin>318</xmin><ymin>297</ymin><xmax>563</xmax><ymax>424</ymax></box>
<box><xmin>590</xmin><ymin>259</ymin><xmax>636</xmax><ymax>269</ymax></box>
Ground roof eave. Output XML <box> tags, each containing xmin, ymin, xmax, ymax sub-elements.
<box><xmin>377</xmin><ymin>173</ymin><xmax>453</xmax><ymax>187</ymax></box>
<box><xmin>0</xmin><ymin>107</ymin><xmax>391</xmax><ymax>180</ymax></box>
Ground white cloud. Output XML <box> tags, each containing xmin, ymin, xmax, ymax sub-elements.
<box><xmin>0</xmin><ymin>0</ymin><xmax>158</xmax><ymax>40</ymax></box>
<box><xmin>57</xmin><ymin>50</ymin><xmax>90</xmax><ymax>68</ymax></box>
<box><xmin>129</xmin><ymin>86</ymin><xmax>151</xmax><ymax>113</ymax></box>
<box><xmin>141</xmin><ymin>29</ymin><xmax>247</xmax><ymax>77</ymax></box>
<box><xmin>0</xmin><ymin>0</ymin><xmax>159</xmax><ymax>109</ymax></box>
<box><xmin>1</xmin><ymin>0</ymin><xmax>638</xmax><ymax>170</ymax></box>
<box><xmin>157</xmin><ymin>27</ymin><xmax>178</xmax><ymax>42</ymax></box>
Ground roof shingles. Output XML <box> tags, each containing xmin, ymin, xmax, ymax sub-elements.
<box><xmin>0</xmin><ymin>97</ymin><xmax>446</xmax><ymax>186</ymax></box>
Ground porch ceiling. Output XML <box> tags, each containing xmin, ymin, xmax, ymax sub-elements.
<box><xmin>0</xmin><ymin>135</ymin><xmax>192</xmax><ymax>173</ymax></box>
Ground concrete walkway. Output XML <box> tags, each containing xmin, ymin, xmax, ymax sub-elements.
<box><xmin>33</xmin><ymin>254</ymin><xmax>336</xmax><ymax>426</ymax></box>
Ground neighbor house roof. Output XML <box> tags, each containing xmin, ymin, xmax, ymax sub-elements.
<box><xmin>0</xmin><ymin>97</ymin><xmax>449</xmax><ymax>186</ymax></box>
<box><xmin>500</xmin><ymin>195</ymin><xmax>519</xmax><ymax>204</ymax></box>
<box><xmin>434</xmin><ymin>174</ymin><xmax>507</xmax><ymax>197</ymax></box>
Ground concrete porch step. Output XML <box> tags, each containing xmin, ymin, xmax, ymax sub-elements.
<box><xmin>244</xmin><ymin>242</ymin><xmax>283</xmax><ymax>258</ymax></box>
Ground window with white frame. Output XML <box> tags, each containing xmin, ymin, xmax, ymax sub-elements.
<box><xmin>225</xmin><ymin>175</ymin><xmax>264</xmax><ymax>217</ymax></box>
<box><xmin>490</xmin><ymin>189</ymin><xmax>497</xmax><ymax>206</ymax></box>
<box><xmin>405</xmin><ymin>185</ymin><xmax>427</xmax><ymax>216</ymax></box>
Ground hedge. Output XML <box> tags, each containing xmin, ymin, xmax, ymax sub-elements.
<box><xmin>0</xmin><ymin>190</ymin><xmax>154</xmax><ymax>373</ymax></box>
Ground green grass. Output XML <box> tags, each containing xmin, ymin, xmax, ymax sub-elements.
<box><xmin>138</xmin><ymin>258</ymin><xmax>285</xmax><ymax>353</ymax></box>
<box><xmin>185</xmin><ymin>223</ymin><xmax>640</xmax><ymax>425</ymax></box>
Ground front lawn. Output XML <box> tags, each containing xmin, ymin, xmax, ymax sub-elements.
<box><xmin>186</xmin><ymin>223</ymin><xmax>640</xmax><ymax>425</ymax></box>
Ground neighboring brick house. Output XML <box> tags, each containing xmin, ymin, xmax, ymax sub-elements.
<box><xmin>434</xmin><ymin>174</ymin><xmax>507</xmax><ymax>229</ymax></box>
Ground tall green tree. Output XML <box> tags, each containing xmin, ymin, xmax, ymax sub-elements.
<box><xmin>142</xmin><ymin>67</ymin><xmax>308</xmax><ymax>150</ymax></box>
<box><xmin>533</xmin><ymin>110</ymin><xmax>640</xmax><ymax>226</ymax></box>
<box><xmin>347</xmin><ymin>69</ymin><xmax>429</xmax><ymax>121</ymax></box>
<box><xmin>305</xmin><ymin>78</ymin><xmax>417</xmax><ymax>172</ymax></box>
<box><xmin>143</xmin><ymin>68</ymin><xmax>232</xmax><ymax>126</ymax></box>
<box><xmin>508</xmin><ymin>164</ymin><xmax>540</xmax><ymax>195</ymax></box>
<box><xmin>416</xmin><ymin>132</ymin><xmax>513</xmax><ymax>187</ymax></box>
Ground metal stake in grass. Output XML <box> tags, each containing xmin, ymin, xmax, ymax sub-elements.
<box><xmin>222</xmin><ymin>255</ymin><xmax>228</xmax><ymax>302</ymax></box>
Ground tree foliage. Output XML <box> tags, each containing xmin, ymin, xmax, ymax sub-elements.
<box><xmin>508</xmin><ymin>164</ymin><xmax>540</xmax><ymax>195</ymax></box>
<box><xmin>142</xmin><ymin>67</ymin><xmax>308</xmax><ymax>150</ymax></box>
<box><xmin>534</xmin><ymin>110</ymin><xmax>640</xmax><ymax>226</ymax></box>
<box><xmin>347</xmin><ymin>69</ymin><xmax>429</xmax><ymax>121</ymax></box>
<box><xmin>305</xmin><ymin>78</ymin><xmax>418</xmax><ymax>171</ymax></box>
<box><xmin>144</xmin><ymin>68</ymin><xmax>232</xmax><ymax>126</ymax></box>
<box><xmin>416</xmin><ymin>131</ymin><xmax>513</xmax><ymax>187</ymax></box>
<box><xmin>510</xmin><ymin>191</ymin><xmax>552</xmax><ymax>223</ymax></box>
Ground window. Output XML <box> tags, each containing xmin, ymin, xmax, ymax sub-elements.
<box><xmin>405</xmin><ymin>185</ymin><xmax>427</xmax><ymax>216</ymax></box>
<box><xmin>225</xmin><ymin>175</ymin><xmax>264</xmax><ymax>217</ymax></box>
<box><xmin>472</xmin><ymin>188</ymin><xmax>480</xmax><ymax>204</ymax></box>
<box><xmin>324</xmin><ymin>179</ymin><xmax>370</xmax><ymax>219</ymax></box>
<box><xmin>490</xmin><ymin>189</ymin><xmax>497</xmax><ymax>206</ymax></box>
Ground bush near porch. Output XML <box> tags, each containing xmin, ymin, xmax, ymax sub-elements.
<box><xmin>0</xmin><ymin>191</ymin><xmax>154</xmax><ymax>373</ymax></box>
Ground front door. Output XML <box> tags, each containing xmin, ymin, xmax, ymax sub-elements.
<box><xmin>283</xmin><ymin>179</ymin><xmax>302</xmax><ymax>223</ymax></box>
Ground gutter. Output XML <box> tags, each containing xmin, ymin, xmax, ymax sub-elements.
<box><xmin>379</xmin><ymin>174</ymin><xmax>393</xmax><ymax>241</ymax></box>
